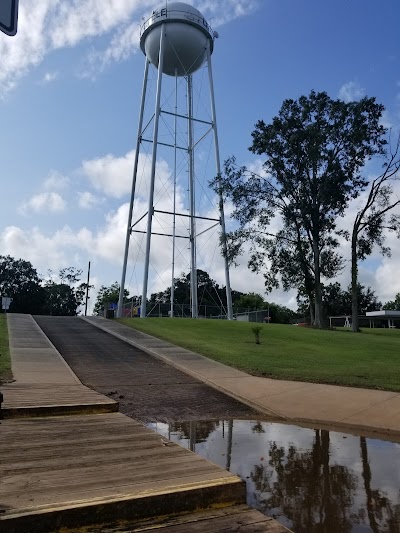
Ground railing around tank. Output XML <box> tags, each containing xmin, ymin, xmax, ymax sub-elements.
<box><xmin>140</xmin><ymin>7</ymin><xmax>213</xmax><ymax>38</ymax></box>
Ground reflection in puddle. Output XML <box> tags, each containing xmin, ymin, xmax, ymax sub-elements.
<box><xmin>147</xmin><ymin>420</ymin><xmax>400</xmax><ymax>533</ymax></box>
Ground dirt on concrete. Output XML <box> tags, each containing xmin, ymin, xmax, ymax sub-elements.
<box><xmin>34</xmin><ymin>316</ymin><xmax>258</xmax><ymax>423</ymax></box>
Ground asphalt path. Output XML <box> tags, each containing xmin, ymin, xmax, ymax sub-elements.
<box><xmin>34</xmin><ymin>316</ymin><xmax>257</xmax><ymax>423</ymax></box>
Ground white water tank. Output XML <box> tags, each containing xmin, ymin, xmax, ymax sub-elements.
<box><xmin>140</xmin><ymin>2</ymin><xmax>214</xmax><ymax>77</ymax></box>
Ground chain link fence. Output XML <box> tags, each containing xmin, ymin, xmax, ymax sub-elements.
<box><xmin>119</xmin><ymin>300</ymin><xmax>271</xmax><ymax>320</ymax></box>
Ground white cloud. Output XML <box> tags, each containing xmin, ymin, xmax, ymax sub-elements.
<box><xmin>0</xmin><ymin>0</ymin><xmax>260</xmax><ymax>95</ymax></box>
<box><xmin>0</xmin><ymin>0</ymin><xmax>153</xmax><ymax>95</ymax></box>
<box><xmin>18</xmin><ymin>192</ymin><xmax>66</xmax><ymax>215</ymax></box>
<box><xmin>78</xmin><ymin>191</ymin><xmax>103</xmax><ymax>210</ymax></box>
<box><xmin>380</xmin><ymin>109</ymin><xmax>394</xmax><ymax>129</ymax></box>
<box><xmin>43</xmin><ymin>171</ymin><xmax>70</xmax><ymax>191</ymax></box>
<box><xmin>197</xmin><ymin>0</ymin><xmax>260</xmax><ymax>26</ymax></box>
<box><xmin>41</xmin><ymin>71</ymin><xmax>58</xmax><ymax>84</ymax></box>
<box><xmin>81</xmin><ymin>151</ymin><xmax>135</xmax><ymax>198</ymax></box>
<box><xmin>83</xmin><ymin>22</ymin><xmax>141</xmax><ymax>78</ymax></box>
<box><xmin>80</xmin><ymin>149</ymin><xmax>172</xmax><ymax>200</ymax></box>
<box><xmin>1</xmin><ymin>225</ymin><xmax>74</xmax><ymax>270</ymax></box>
<box><xmin>338</xmin><ymin>81</ymin><xmax>365</xmax><ymax>103</ymax></box>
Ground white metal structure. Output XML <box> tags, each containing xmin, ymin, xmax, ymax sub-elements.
<box><xmin>117</xmin><ymin>2</ymin><xmax>233</xmax><ymax>320</ymax></box>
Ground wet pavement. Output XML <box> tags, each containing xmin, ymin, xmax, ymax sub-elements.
<box><xmin>34</xmin><ymin>316</ymin><xmax>257</xmax><ymax>422</ymax></box>
<box><xmin>148</xmin><ymin>418</ymin><xmax>400</xmax><ymax>533</ymax></box>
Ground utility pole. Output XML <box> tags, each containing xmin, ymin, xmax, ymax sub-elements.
<box><xmin>84</xmin><ymin>261</ymin><xmax>91</xmax><ymax>316</ymax></box>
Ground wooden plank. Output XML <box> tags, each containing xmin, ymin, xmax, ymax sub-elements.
<box><xmin>3</xmin><ymin>475</ymin><xmax>242</xmax><ymax>514</ymax></box>
<box><xmin>2</xmin><ymin>459</ymin><xmax>230</xmax><ymax>500</ymax></box>
<box><xmin>0</xmin><ymin>414</ymin><xmax>245</xmax><ymax>530</ymax></box>
<box><xmin>2</xmin><ymin>384</ymin><xmax>118</xmax><ymax>417</ymax></box>
<box><xmin>3</xmin><ymin>437</ymin><xmax>171</xmax><ymax>460</ymax></box>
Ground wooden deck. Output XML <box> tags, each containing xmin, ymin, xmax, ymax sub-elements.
<box><xmin>1</xmin><ymin>383</ymin><xmax>118</xmax><ymax>417</ymax></box>
<box><xmin>0</xmin><ymin>413</ymin><xmax>245</xmax><ymax>533</ymax></box>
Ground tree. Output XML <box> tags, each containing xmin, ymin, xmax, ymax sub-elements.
<box><xmin>264</xmin><ymin>301</ymin><xmax>297</xmax><ymax>324</ymax></box>
<box><xmin>59</xmin><ymin>267</ymin><xmax>83</xmax><ymax>286</ymax></box>
<box><xmin>43</xmin><ymin>282</ymin><xmax>79</xmax><ymax>316</ymax></box>
<box><xmin>321</xmin><ymin>282</ymin><xmax>346</xmax><ymax>317</ymax></box>
<box><xmin>228</xmin><ymin>217</ymin><xmax>343</xmax><ymax>325</ymax></box>
<box><xmin>0</xmin><ymin>257</ymin><xmax>90</xmax><ymax>316</ymax></box>
<box><xmin>350</xmin><ymin>135</ymin><xmax>400</xmax><ymax>331</ymax></box>
<box><xmin>235</xmin><ymin>292</ymin><xmax>265</xmax><ymax>309</ymax></box>
<box><xmin>150</xmin><ymin>270</ymin><xmax>228</xmax><ymax>308</ymax></box>
<box><xmin>301</xmin><ymin>282</ymin><xmax>382</xmax><ymax>319</ymax></box>
<box><xmin>9</xmin><ymin>281</ymin><xmax>47</xmax><ymax>314</ymax></box>
<box><xmin>43</xmin><ymin>268</ymin><xmax>90</xmax><ymax>316</ymax></box>
<box><xmin>214</xmin><ymin>91</ymin><xmax>387</xmax><ymax>327</ymax></box>
<box><xmin>94</xmin><ymin>282</ymin><xmax>129</xmax><ymax>315</ymax></box>
<box><xmin>383</xmin><ymin>293</ymin><xmax>400</xmax><ymax>311</ymax></box>
<box><xmin>351</xmin><ymin>284</ymin><xmax>381</xmax><ymax>315</ymax></box>
<box><xmin>0</xmin><ymin>255</ymin><xmax>41</xmax><ymax>298</ymax></box>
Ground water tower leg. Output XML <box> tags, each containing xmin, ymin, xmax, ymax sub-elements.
<box><xmin>206</xmin><ymin>45</ymin><xmax>233</xmax><ymax>320</ymax></box>
<box><xmin>170</xmin><ymin>71</ymin><xmax>178</xmax><ymax>318</ymax></box>
<box><xmin>117</xmin><ymin>59</ymin><xmax>150</xmax><ymax>318</ymax></box>
<box><xmin>187</xmin><ymin>74</ymin><xmax>198</xmax><ymax>319</ymax></box>
<box><xmin>141</xmin><ymin>25</ymin><xmax>166</xmax><ymax>319</ymax></box>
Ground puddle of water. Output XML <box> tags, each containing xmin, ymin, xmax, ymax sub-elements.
<box><xmin>147</xmin><ymin>420</ymin><xmax>400</xmax><ymax>533</ymax></box>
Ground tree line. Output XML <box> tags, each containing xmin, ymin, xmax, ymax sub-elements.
<box><xmin>94</xmin><ymin>269</ymin><xmax>399</xmax><ymax>323</ymax></box>
<box><xmin>212</xmin><ymin>90</ymin><xmax>400</xmax><ymax>331</ymax></box>
<box><xmin>94</xmin><ymin>270</ymin><xmax>298</xmax><ymax>323</ymax></box>
<box><xmin>2</xmin><ymin>254</ymin><xmax>397</xmax><ymax>321</ymax></box>
<box><xmin>0</xmin><ymin>255</ymin><xmax>90</xmax><ymax>315</ymax></box>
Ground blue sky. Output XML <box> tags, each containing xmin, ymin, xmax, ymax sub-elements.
<box><xmin>1</xmin><ymin>0</ymin><xmax>399</xmax><ymax>312</ymax></box>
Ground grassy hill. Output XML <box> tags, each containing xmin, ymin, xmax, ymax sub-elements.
<box><xmin>118</xmin><ymin>318</ymin><xmax>400</xmax><ymax>391</ymax></box>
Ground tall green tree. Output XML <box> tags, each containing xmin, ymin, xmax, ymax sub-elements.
<box><xmin>43</xmin><ymin>282</ymin><xmax>79</xmax><ymax>316</ymax></box>
<box><xmin>9</xmin><ymin>281</ymin><xmax>47</xmax><ymax>314</ymax></box>
<box><xmin>235</xmin><ymin>292</ymin><xmax>265</xmax><ymax>309</ymax></box>
<box><xmin>0</xmin><ymin>255</ymin><xmax>41</xmax><ymax>298</ymax></box>
<box><xmin>298</xmin><ymin>282</ymin><xmax>381</xmax><ymax>319</ymax></box>
<box><xmin>350</xmin><ymin>136</ymin><xmax>400</xmax><ymax>331</ymax></box>
<box><xmin>94</xmin><ymin>282</ymin><xmax>129</xmax><ymax>315</ymax></box>
<box><xmin>214</xmin><ymin>91</ymin><xmax>387</xmax><ymax>327</ymax></box>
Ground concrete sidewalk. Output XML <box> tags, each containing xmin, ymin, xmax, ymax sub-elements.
<box><xmin>2</xmin><ymin>314</ymin><xmax>118</xmax><ymax>417</ymax></box>
<box><xmin>83</xmin><ymin>316</ymin><xmax>400</xmax><ymax>438</ymax></box>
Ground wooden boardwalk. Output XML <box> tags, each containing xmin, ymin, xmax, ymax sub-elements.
<box><xmin>0</xmin><ymin>413</ymin><xmax>245</xmax><ymax>533</ymax></box>
<box><xmin>1</xmin><ymin>383</ymin><xmax>118</xmax><ymax>417</ymax></box>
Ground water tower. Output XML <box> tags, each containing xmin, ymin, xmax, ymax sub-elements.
<box><xmin>117</xmin><ymin>2</ymin><xmax>233</xmax><ymax>319</ymax></box>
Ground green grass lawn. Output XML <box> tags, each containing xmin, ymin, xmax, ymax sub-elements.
<box><xmin>0</xmin><ymin>314</ymin><xmax>12</xmax><ymax>383</ymax></box>
<box><xmin>117</xmin><ymin>318</ymin><xmax>400</xmax><ymax>392</ymax></box>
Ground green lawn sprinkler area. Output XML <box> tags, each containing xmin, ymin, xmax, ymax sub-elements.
<box><xmin>117</xmin><ymin>318</ymin><xmax>400</xmax><ymax>392</ymax></box>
